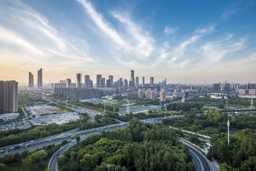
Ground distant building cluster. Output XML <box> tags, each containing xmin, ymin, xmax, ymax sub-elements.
<box><xmin>212</xmin><ymin>82</ymin><xmax>256</xmax><ymax>97</ymax></box>
<box><xmin>0</xmin><ymin>81</ymin><xmax>18</xmax><ymax>114</ymax></box>
<box><xmin>237</xmin><ymin>83</ymin><xmax>256</xmax><ymax>98</ymax></box>
<box><xmin>53</xmin><ymin>70</ymin><xmax>159</xmax><ymax>100</ymax></box>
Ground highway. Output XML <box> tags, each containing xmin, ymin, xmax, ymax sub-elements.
<box><xmin>0</xmin><ymin>115</ymin><xmax>181</xmax><ymax>157</ymax></box>
<box><xmin>180</xmin><ymin>139</ymin><xmax>211</xmax><ymax>171</ymax></box>
<box><xmin>0</xmin><ymin>115</ymin><xmax>216</xmax><ymax>171</ymax></box>
<box><xmin>48</xmin><ymin>132</ymin><xmax>214</xmax><ymax>171</ymax></box>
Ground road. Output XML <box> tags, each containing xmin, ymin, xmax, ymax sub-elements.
<box><xmin>180</xmin><ymin>138</ymin><xmax>216</xmax><ymax>171</ymax></box>
<box><xmin>47</xmin><ymin>116</ymin><xmax>183</xmax><ymax>171</ymax></box>
<box><xmin>0</xmin><ymin>115</ymin><xmax>181</xmax><ymax>157</ymax></box>
<box><xmin>48</xmin><ymin>125</ymin><xmax>214</xmax><ymax>171</ymax></box>
<box><xmin>0</xmin><ymin>115</ymin><xmax>217</xmax><ymax>171</ymax></box>
<box><xmin>48</xmin><ymin>142</ymin><xmax>75</xmax><ymax>171</ymax></box>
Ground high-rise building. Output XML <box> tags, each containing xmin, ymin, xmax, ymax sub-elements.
<box><xmin>159</xmin><ymin>89</ymin><xmax>166</xmax><ymax>102</ymax></box>
<box><xmin>84</xmin><ymin>75</ymin><xmax>93</xmax><ymax>88</ymax></box>
<box><xmin>96</xmin><ymin>74</ymin><xmax>102</xmax><ymax>88</ymax></box>
<box><xmin>0</xmin><ymin>81</ymin><xmax>18</xmax><ymax>114</ymax></box>
<box><xmin>28</xmin><ymin>72</ymin><xmax>34</xmax><ymax>88</ymax></box>
<box><xmin>101</xmin><ymin>77</ymin><xmax>106</xmax><ymax>87</ymax></box>
<box><xmin>130</xmin><ymin>70</ymin><xmax>135</xmax><ymax>87</ymax></box>
<box><xmin>150</xmin><ymin>77</ymin><xmax>154</xmax><ymax>86</ymax></box>
<box><xmin>145</xmin><ymin>88</ymin><xmax>156</xmax><ymax>99</ymax></box>
<box><xmin>213</xmin><ymin>83</ymin><xmax>222</xmax><ymax>92</ymax></box>
<box><xmin>124</xmin><ymin>79</ymin><xmax>128</xmax><ymax>88</ymax></box>
<box><xmin>66</xmin><ymin>78</ymin><xmax>71</xmax><ymax>87</ymax></box>
<box><xmin>109</xmin><ymin>75</ymin><xmax>114</xmax><ymax>87</ymax></box>
<box><xmin>107</xmin><ymin>75</ymin><xmax>114</xmax><ymax>87</ymax></box>
<box><xmin>37</xmin><ymin>68</ymin><xmax>43</xmax><ymax>88</ymax></box>
<box><xmin>135</xmin><ymin>77</ymin><xmax>139</xmax><ymax>87</ymax></box>
<box><xmin>138</xmin><ymin>89</ymin><xmax>145</xmax><ymax>98</ymax></box>
<box><xmin>119</xmin><ymin>78</ymin><xmax>123</xmax><ymax>87</ymax></box>
<box><xmin>142</xmin><ymin>76</ymin><xmax>145</xmax><ymax>87</ymax></box>
<box><xmin>76</xmin><ymin>73</ymin><xmax>82</xmax><ymax>88</ymax></box>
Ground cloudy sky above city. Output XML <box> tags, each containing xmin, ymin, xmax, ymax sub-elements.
<box><xmin>0</xmin><ymin>0</ymin><xmax>256</xmax><ymax>84</ymax></box>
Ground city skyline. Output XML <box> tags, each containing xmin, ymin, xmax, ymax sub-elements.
<box><xmin>0</xmin><ymin>0</ymin><xmax>256</xmax><ymax>84</ymax></box>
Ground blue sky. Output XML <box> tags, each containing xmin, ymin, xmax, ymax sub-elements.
<box><xmin>0</xmin><ymin>0</ymin><xmax>255</xmax><ymax>84</ymax></box>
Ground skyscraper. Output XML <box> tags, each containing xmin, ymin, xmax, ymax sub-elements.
<box><xmin>130</xmin><ymin>70</ymin><xmax>135</xmax><ymax>87</ymax></box>
<box><xmin>159</xmin><ymin>89</ymin><xmax>166</xmax><ymax>102</ymax></box>
<box><xmin>150</xmin><ymin>77</ymin><xmax>154</xmax><ymax>86</ymax></box>
<box><xmin>96</xmin><ymin>74</ymin><xmax>102</xmax><ymax>88</ymax></box>
<box><xmin>66</xmin><ymin>78</ymin><xmax>71</xmax><ymax>87</ymax></box>
<box><xmin>0</xmin><ymin>81</ymin><xmax>18</xmax><ymax>114</ymax></box>
<box><xmin>107</xmin><ymin>75</ymin><xmax>114</xmax><ymax>87</ymax></box>
<box><xmin>28</xmin><ymin>72</ymin><xmax>34</xmax><ymax>88</ymax></box>
<box><xmin>76</xmin><ymin>73</ymin><xmax>82</xmax><ymax>88</ymax></box>
<box><xmin>101</xmin><ymin>77</ymin><xmax>106</xmax><ymax>87</ymax></box>
<box><xmin>124</xmin><ymin>79</ymin><xmax>128</xmax><ymax>88</ymax></box>
<box><xmin>142</xmin><ymin>76</ymin><xmax>145</xmax><ymax>87</ymax></box>
<box><xmin>84</xmin><ymin>75</ymin><xmax>93</xmax><ymax>88</ymax></box>
<box><xmin>37</xmin><ymin>68</ymin><xmax>43</xmax><ymax>88</ymax></box>
<box><xmin>135</xmin><ymin>76</ymin><xmax>139</xmax><ymax>87</ymax></box>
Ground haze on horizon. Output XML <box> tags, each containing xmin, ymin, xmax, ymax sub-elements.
<box><xmin>0</xmin><ymin>0</ymin><xmax>256</xmax><ymax>84</ymax></box>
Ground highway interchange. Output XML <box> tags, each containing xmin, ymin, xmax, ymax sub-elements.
<box><xmin>0</xmin><ymin>115</ymin><xmax>218</xmax><ymax>171</ymax></box>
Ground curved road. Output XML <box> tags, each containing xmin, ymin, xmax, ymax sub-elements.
<box><xmin>0</xmin><ymin>115</ymin><xmax>215</xmax><ymax>171</ymax></box>
<box><xmin>48</xmin><ymin>126</ymin><xmax>214</xmax><ymax>171</ymax></box>
<box><xmin>180</xmin><ymin>139</ymin><xmax>211</xmax><ymax>171</ymax></box>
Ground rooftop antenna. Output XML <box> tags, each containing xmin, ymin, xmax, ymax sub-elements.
<box><xmin>126</xmin><ymin>99</ymin><xmax>130</xmax><ymax>114</ymax></box>
<box><xmin>225</xmin><ymin>98</ymin><xmax>230</xmax><ymax>145</ymax></box>
<box><xmin>250</xmin><ymin>98</ymin><xmax>254</xmax><ymax>109</ymax></box>
<box><xmin>103</xmin><ymin>100</ymin><xmax>106</xmax><ymax>114</ymax></box>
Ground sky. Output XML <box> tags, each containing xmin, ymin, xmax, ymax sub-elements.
<box><xmin>0</xmin><ymin>0</ymin><xmax>256</xmax><ymax>84</ymax></box>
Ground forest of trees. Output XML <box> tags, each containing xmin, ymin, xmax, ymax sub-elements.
<box><xmin>58</xmin><ymin>119</ymin><xmax>194</xmax><ymax>171</ymax></box>
<box><xmin>208</xmin><ymin>130</ymin><xmax>256</xmax><ymax>171</ymax></box>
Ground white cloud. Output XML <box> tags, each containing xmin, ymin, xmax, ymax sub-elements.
<box><xmin>164</xmin><ymin>26</ymin><xmax>176</xmax><ymax>35</ymax></box>
<box><xmin>77</xmin><ymin>0</ymin><xmax>126</xmax><ymax>47</ymax></box>
<box><xmin>160</xmin><ymin>25</ymin><xmax>215</xmax><ymax>65</ymax></box>
<box><xmin>20</xmin><ymin>10</ymin><xmax>67</xmax><ymax>50</ymax></box>
<box><xmin>112</xmin><ymin>11</ymin><xmax>154</xmax><ymax>57</ymax></box>
<box><xmin>0</xmin><ymin>26</ymin><xmax>44</xmax><ymax>56</ymax></box>
<box><xmin>0</xmin><ymin>0</ymin><xmax>94</xmax><ymax>68</ymax></box>
<box><xmin>199</xmin><ymin>36</ymin><xmax>246</xmax><ymax>64</ymax></box>
<box><xmin>77</xmin><ymin>0</ymin><xmax>155</xmax><ymax>61</ymax></box>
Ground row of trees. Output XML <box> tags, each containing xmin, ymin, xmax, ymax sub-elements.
<box><xmin>0</xmin><ymin>144</ymin><xmax>59</xmax><ymax>171</ymax></box>
<box><xmin>58</xmin><ymin>119</ymin><xmax>194</xmax><ymax>171</ymax></box>
<box><xmin>167</xmin><ymin>102</ymin><xmax>204</xmax><ymax>112</ymax></box>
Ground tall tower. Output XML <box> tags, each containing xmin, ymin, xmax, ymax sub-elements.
<box><xmin>227</xmin><ymin>117</ymin><xmax>230</xmax><ymax>145</ymax></box>
<box><xmin>76</xmin><ymin>73</ymin><xmax>82</xmax><ymax>88</ymax></box>
<box><xmin>130</xmin><ymin>70</ymin><xmax>135</xmax><ymax>87</ymax></box>
<box><xmin>28</xmin><ymin>72</ymin><xmax>34</xmax><ymax>88</ymax></box>
<box><xmin>96</xmin><ymin>74</ymin><xmax>102</xmax><ymax>88</ymax></box>
<box><xmin>107</xmin><ymin>75</ymin><xmax>114</xmax><ymax>87</ymax></box>
<box><xmin>142</xmin><ymin>76</ymin><xmax>145</xmax><ymax>87</ymax></box>
<box><xmin>37</xmin><ymin>68</ymin><xmax>43</xmax><ymax>88</ymax></box>
<box><xmin>250</xmin><ymin>98</ymin><xmax>254</xmax><ymax>109</ymax></box>
<box><xmin>135</xmin><ymin>77</ymin><xmax>139</xmax><ymax>87</ymax></box>
<box><xmin>84</xmin><ymin>75</ymin><xmax>93</xmax><ymax>88</ymax></box>
<box><xmin>66</xmin><ymin>78</ymin><xmax>71</xmax><ymax>87</ymax></box>
<box><xmin>150</xmin><ymin>77</ymin><xmax>154</xmax><ymax>86</ymax></box>
<box><xmin>126</xmin><ymin>99</ymin><xmax>130</xmax><ymax>114</ymax></box>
